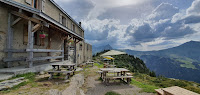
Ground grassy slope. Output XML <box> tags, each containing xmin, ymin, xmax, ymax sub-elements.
<box><xmin>133</xmin><ymin>73</ymin><xmax>200</xmax><ymax>94</ymax></box>
<box><xmin>0</xmin><ymin>72</ymin><xmax>70</xmax><ymax>95</ymax></box>
<box><xmin>93</xmin><ymin>53</ymin><xmax>200</xmax><ymax>94</ymax></box>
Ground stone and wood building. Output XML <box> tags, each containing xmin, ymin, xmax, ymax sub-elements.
<box><xmin>0</xmin><ymin>0</ymin><xmax>92</xmax><ymax>69</ymax></box>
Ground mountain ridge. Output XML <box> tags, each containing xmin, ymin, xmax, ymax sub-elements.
<box><xmin>92</xmin><ymin>44</ymin><xmax>113</xmax><ymax>55</ymax></box>
<box><xmin>123</xmin><ymin>41</ymin><xmax>200</xmax><ymax>83</ymax></box>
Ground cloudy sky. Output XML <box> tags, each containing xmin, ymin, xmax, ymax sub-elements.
<box><xmin>54</xmin><ymin>0</ymin><xmax>200</xmax><ymax>51</ymax></box>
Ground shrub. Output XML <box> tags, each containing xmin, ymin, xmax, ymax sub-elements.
<box><xmin>105</xmin><ymin>91</ymin><xmax>121</xmax><ymax>95</ymax></box>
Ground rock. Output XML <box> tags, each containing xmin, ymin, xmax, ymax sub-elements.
<box><xmin>64</xmin><ymin>80</ymin><xmax>70</xmax><ymax>83</ymax></box>
<box><xmin>47</xmin><ymin>89</ymin><xmax>62</xmax><ymax>95</ymax></box>
<box><xmin>76</xmin><ymin>68</ymin><xmax>83</xmax><ymax>71</ymax></box>
<box><xmin>39</xmin><ymin>71</ymin><xmax>45</xmax><ymax>75</ymax></box>
<box><xmin>62</xmin><ymin>74</ymin><xmax>85</xmax><ymax>95</ymax></box>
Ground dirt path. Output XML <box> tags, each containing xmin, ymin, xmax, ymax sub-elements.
<box><xmin>84</xmin><ymin>66</ymin><xmax>155</xmax><ymax>95</ymax></box>
<box><xmin>62</xmin><ymin>74</ymin><xmax>85</xmax><ymax>95</ymax></box>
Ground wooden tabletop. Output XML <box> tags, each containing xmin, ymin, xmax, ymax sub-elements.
<box><xmin>157</xmin><ymin>86</ymin><xmax>200</xmax><ymax>95</ymax></box>
<box><xmin>51</xmin><ymin>63</ymin><xmax>76</xmax><ymax>66</ymax></box>
<box><xmin>100</xmin><ymin>68</ymin><xmax>129</xmax><ymax>72</ymax></box>
<box><xmin>86</xmin><ymin>62</ymin><xmax>94</xmax><ymax>64</ymax></box>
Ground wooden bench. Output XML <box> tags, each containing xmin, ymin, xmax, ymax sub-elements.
<box><xmin>126</xmin><ymin>73</ymin><xmax>132</xmax><ymax>76</ymax></box>
<box><xmin>104</xmin><ymin>76</ymin><xmax>133</xmax><ymax>85</ymax></box>
<box><xmin>47</xmin><ymin>71</ymin><xmax>73</xmax><ymax>80</ymax></box>
<box><xmin>97</xmin><ymin>70</ymin><xmax>103</xmax><ymax>78</ymax></box>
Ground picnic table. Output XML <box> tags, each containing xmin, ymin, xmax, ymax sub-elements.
<box><xmin>99</xmin><ymin>68</ymin><xmax>133</xmax><ymax>85</ymax></box>
<box><xmin>86</xmin><ymin>61</ymin><xmax>94</xmax><ymax>67</ymax></box>
<box><xmin>47</xmin><ymin>63</ymin><xmax>76</xmax><ymax>80</ymax></box>
<box><xmin>51</xmin><ymin>63</ymin><xmax>75</xmax><ymax>71</ymax></box>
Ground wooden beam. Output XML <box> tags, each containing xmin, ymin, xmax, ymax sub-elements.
<box><xmin>26</xmin><ymin>49</ymin><xmax>63</xmax><ymax>52</ymax></box>
<box><xmin>27</xmin><ymin>56</ymin><xmax>64</xmax><ymax>61</ymax></box>
<box><xmin>11</xmin><ymin>11</ymin><xmax>40</xmax><ymax>24</ymax></box>
<box><xmin>6</xmin><ymin>12</ymin><xmax>14</xmax><ymax>68</ymax></box>
<box><xmin>3</xmin><ymin>57</ymin><xmax>26</xmax><ymax>62</ymax></box>
<box><xmin>32</xmin><ymin>24</ymin><xmax>41</xmax><ymax>32</ymax></box>
<box><xmin>11</xmin><ymin>17</ymin><xmax>22</xmax><ymax>26</ymax></box>
<box><xmin>62</xmin><ymin>35</ymin><xmax>68</xmax><ymax>40</ymax></box>
<box><xmin>4</xmin><ymin>49</ymin><xmax>26</xmax><ymax>53</ymax></box>
<box><xmin>64</xmin><ymin>37</ymin><xmax>68</xmax><ymax>60</ymax></box>
<box><xmin>27</xmin><ymin>21</ymin><xmax>34</xmax><ymax>68</ymax></box>
<box><xmin>47</xmin><ymin>29</ymin><xmax>52</xmax><ymax>61</ymax></box>
<box><xmin>76</xmin><ymin>40</ymin><xmax>80</xmax><ymax>44</ymax></box>
<box><xmin>74</xmin><ymin>39</ymin><xmax>77</xmax><ymax>64</ymax></box>
<box><xmin>67</xmin><ymin>37</ymin><xmax>73</xmax><ymax>42</ymax></box>
<box><xmin>61</xmin><ymin>41</ymin><xmax>64</xmax><ymax>61</ymax></box>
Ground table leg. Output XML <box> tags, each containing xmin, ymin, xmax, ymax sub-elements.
<box><xmin>48</xmin><ymin>73</ymin><xmax>53</xmax><ymax>80</ymax></box>
<box><xmin>123</xmin><ymin>71</ymin><xmax>125</xmax><ymax>81</ymax></box>
<box><xmin>53</xmin><ymin>66</ymin><xmax>56</xmax><ymax>71</ymax></box>
<box><xmin>65</xmin><ymin>73</ymin><xmax>70</xmax><ymax>80</ymax></box>
<box><xmin>58</xmin><ymin>66</ymin><xmax>60</xmax><ymax>71</ymax></box>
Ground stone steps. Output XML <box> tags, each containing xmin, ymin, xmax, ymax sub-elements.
<box><xmin>0</xmin><ymin>74</ymin><xmax>14</xmax><ymax>81</ymax></box>
<box><xmin>0</xmin><ymin>77</ymin><xmax>25</xmax><ymax>91</ymax></box>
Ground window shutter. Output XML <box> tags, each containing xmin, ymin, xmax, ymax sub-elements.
<box><xmin>41</xmin><ymin>0</ymin><xmax>45</xmax><ymax>12</ymax></box>
<box><xmin>71</xmin><ymin>23</ymin><xmax>73</xmax><ymax>31</ymax></box>
<box><xmin>59</xmin><ymin>13</ymin><xmax>62</xmax><ymax>24</ymax></box>
<box><xmin>66</xmin><ymin>20</ymin><xmax>68</xmax><ymax>28</ymax></box>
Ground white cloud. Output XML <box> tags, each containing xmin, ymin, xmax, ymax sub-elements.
<box><xmin>54</xmin><ymin>0</ymin><xmax>200</xmax><ymax>51</ymax></box>
<box><xmin>187</xmin><ymin>0</ymin><xmax>200</xmax><ymax>15</ymax></box>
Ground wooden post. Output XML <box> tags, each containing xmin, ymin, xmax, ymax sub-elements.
<box><xmin>61</xmin><ymin>40</ymin><xmax>64</xmax><ymax>61</ymax></box>
<box><xmin>64</xmin><ymin>35</ymin><xmax>68</xmax><ymax>60</ymax></box>
<box><xmin>27</xmin><ymin>21</ymin><xmax>34</xmax><ymax>68</ymax></box>
<box><xmin>6</xmin><ymin>12</ymin><xmax>14</xmax><ymax>68</ymax></box>
<box><xmin>47</xmin><ymin>28</ymin><xmax>52</xmax><ymax>62</ymax></box>
<box><xmin>74</xmin><ymin>39</ymin><xmax>77</xmax><ymax>64</ymax></box>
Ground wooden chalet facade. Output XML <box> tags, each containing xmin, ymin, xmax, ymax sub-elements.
<box><xmin>0</xmin><ymin>0</ymin><xmax>92</xmax><ymax>68</ymax></box>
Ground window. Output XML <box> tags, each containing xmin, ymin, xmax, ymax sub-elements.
<box><xmin>34</xmin><ymin>32</ymin><xmax>38</xmax><ymax>45</ymax></box>
<box><xmin>72</xmin><ymin>24</ymin><xmax>75</xmax><ymax>32</ymax></box>
<box><xmin>62</xmin><ymin>16</ymin><xmax>66</xmax><ymax>26</ymax></box>
<box><xmin>79</xmin><ymin>43</ymin><xmax>82</xmax><ymax>50</ymax></box>
<box><xmin>32</xmin><ymin>0</ymin><xmax>38</xmax><ymax>9</ymax></box>
<box><xmin>87</xmin><ymin>44</ymin><xmax>89</xmax><ymax>51</ymax></box>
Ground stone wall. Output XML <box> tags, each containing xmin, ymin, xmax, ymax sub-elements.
<box><xmin>0</xmin><ymin>5</ymin><xmax>8</xmax><ymax>68</ymax></box>
<box><xmin>0</xmin><ymin>5</ymin><xmax>64</xmax><ymax>68</ymax></box>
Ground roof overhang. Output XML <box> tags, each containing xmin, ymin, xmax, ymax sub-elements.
<box><xmin>0</xmin><ymin>0</ymin><xmax>84</xmax><ymax>40</ymax></box>
<box><xmin>49</xmin><ymin>0</ymin><xmax>84</xmax><ymax>31</ymax></box>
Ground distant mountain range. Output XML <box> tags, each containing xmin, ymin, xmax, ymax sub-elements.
<box><xmin>92</xmin><ymin>41</ymin><xmax>200</xmax><ymax>83</ymax></box>
<box><xmin>92</xmin><ymin>44</ymin><xmax>113</xmax><ymax>55</ymax></box>
<box><xmin>124</xmin><ymin>41</ymin><xmax>200</xmax><ymax>83</ymax></box>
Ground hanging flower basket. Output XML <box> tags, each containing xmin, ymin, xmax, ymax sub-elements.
<box><xmin>68</xmin><ymin>40</ymin><xmax>74</xmax><ymax>45</ymax></box>
<box><xmin>39</xmin><ymin>31</ymin><xmax>47</xmax><ymax>39</ymax></box>
<box><xmin>39</xmin><ymin>34</ymin><xmax>46</xmax><ymax>38</ymax></box>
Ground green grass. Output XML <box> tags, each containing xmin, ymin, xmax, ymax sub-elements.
<box><xmin>176</xmin><ymin>59</ymin><xmax>196</xmax><ymax>69</ymax></box>
<box><xmin>94</xmin><ymin>63</ymin><xmax>104</xmax><ymax>68</ymax></box>
<box><xmin>132</xmin><ymin>73</ymin><xmax>200</xmax><ymax>94</ymax></box>
<box><xmin>131</xmin><ymin>78</ymin><xmax>158</xmax><ymax>93</ymax></box>
<box><xmin>105</xmin><ymin>91</ymin><xmax>121</xmax><ymax>95</ymax></box>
